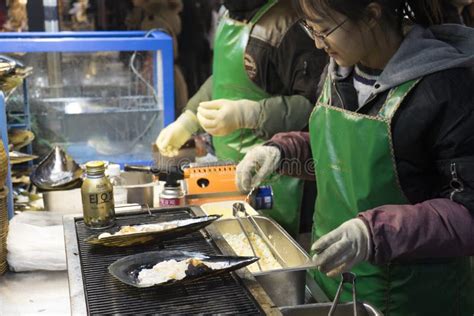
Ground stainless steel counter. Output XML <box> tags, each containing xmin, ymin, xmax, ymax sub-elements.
<box><xmin>0</xmin><ymin>270</ymin><xmax>70</xmax><ymax>315</ymax></box>
<box><xmin>0</xmin><ymin>206</ymin><xmax>148</xmax><ymax>315</ymax></box>
<box><xmin>0</xmin><ymin>203</ymin><xmax>293</xmax><ymax>315</ymax></box>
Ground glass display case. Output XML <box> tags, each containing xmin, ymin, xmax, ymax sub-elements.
<box><xmin>0</xmin><ymin>31</ymin><xmax>174</xmax><ymax>218</ymax></box>
<box><xmin>1</xmin><ymin>31</ymin><xmax>174</xmax><ymax>165</ymax></box>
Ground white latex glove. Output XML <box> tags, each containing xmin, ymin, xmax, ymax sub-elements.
<box><xmin>155</xmin><ymin>110</ymin><xmax>199</xmax><ymax>157</ymax></box>
<box><xmin>236</xmin><ymin>145</ymin><xmax>281</xmax><ymax>192</ymax></box>
<box><xmin>197</xmin><ymin>99</ymin><xmax>261</xmax><ymax>136</ymax></box>
<box><xmin>312</xmin><ymin>218</ymin><xmax>372</xmax><ymax>278</ymax></box>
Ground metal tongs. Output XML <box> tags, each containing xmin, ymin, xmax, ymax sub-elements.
<box><xmin>232</xmin><ymin>202</ymin><xmax>263</xmax><ymax>271</ymax></box>
<box><xmin>329</xmin><ymin>272</ymin><xmax>358</xmax><ymax>316</ymax></box>
<box><xmin>232</xmin><ymin>202</ymin><xmax>287</xmax><ymax>271</ymax></box>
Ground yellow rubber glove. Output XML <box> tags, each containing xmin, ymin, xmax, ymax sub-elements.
<box><xmin>155</xmin><ymin>110</ymin><xmax>199</xmax><ymax>157</ymax></box>
<box><xmin>197</xmin><ymin>99</ymin><xmax>261</xmax><ymax>136</ymax></box>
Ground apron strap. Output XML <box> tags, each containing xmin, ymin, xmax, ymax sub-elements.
<box><xmin>219</xmin><ymin>0</ymin><xmax>277</xmax><ymax>27</ymax></box>
<box><xmin>317</xmin><ymin>74</ymin><xmax>332</xmax><ymax>105</ymax></box>
<box><xmin>249</xmin><ymin>0</ymin><xmax>278</xmax><ymax>24</ymax></box>
<box><xmin>377</xmin><ymin>79</ymin><xmax>421</xmax><ymax>121</ymax></box>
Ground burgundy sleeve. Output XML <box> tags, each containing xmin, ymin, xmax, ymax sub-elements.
<box><xmin>358</xmin><ymin>198</ymin><xmax>474</xmax><ymax>265</ymax></box>
<box><xmin>265</xmin><ymin>131</ymin><xmax>315</xmax><ymax>180</ymax></box>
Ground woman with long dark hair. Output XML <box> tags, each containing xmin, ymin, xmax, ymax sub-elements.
<box><xmin>236</xmin><ymin>0</ymin><xmax>474</xmax><ymax>314</ymax></box>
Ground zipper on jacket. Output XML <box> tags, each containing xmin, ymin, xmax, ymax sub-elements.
<box><xmin>449</xmin><ymin>162</ymin><xmax>464</xmax><ymax>201</ymax></box>
<box><xmin>333</xmin><ymin>81</ymin><xmax>345</xmax><ymax>109</ymax></box>
<box><xmin>357</xmin><ymin>93</ymin><xmax>378</xmax><ymax>113</ymax></box>
<box><xmin>333</xmin><ymin>77</ymin><xmax>378</xmax><ymax>112</ymax></box>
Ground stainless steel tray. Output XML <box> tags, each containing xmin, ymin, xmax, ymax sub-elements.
<box><xmin>213</xmin><ymin>216</ymin><xmax>312</xmax><ymax>272</ymax></box>
<box><xmin>212</xmin><ymin>216</ymin><xmax>324</xmax><ymax>306</ymax></box>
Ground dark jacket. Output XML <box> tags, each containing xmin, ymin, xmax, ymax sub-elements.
<box><xmin>184</xmin><ymin>0</ymin><xmax>328</xmax><ymax>139</ymax></box>
<box><xmin>268</xmin><ymin>25</ymin><xmax>474</xmax><ymax>264</ymax></box>
<box><xmin>178</xmin><ymin>0</ymin><xmax>213</xmax><ymax>96</ymax></box>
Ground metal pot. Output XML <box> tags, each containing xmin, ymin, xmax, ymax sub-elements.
<box><xmin>44</xmin><ymin>172</ymin><xmax>155</xmax><ymax>213</ymax></box>
<box><xmin>117</xmin><ymin>171</ymin><xmax>155</xmax><ymax>206</ymax></box>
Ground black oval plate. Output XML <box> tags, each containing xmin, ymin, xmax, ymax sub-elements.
<box><xmin>85</xmin><ymin>215</ymin><xmax>221</xmax><ymax>247</ymax></box>
<box><xmin>108</xmin><ymin>250</ymin><xmax>259</xmax><ymax>288</ymax></box>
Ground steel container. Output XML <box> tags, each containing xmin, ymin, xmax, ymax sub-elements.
<box><xmin>118</xmin><ymin>172</ymin><xmax>155</xmax><ymax>206</ymax></box>
<box><xmin>212</xmin><ymin>216</ymin><xmax>316</xmax><ymax>306</ymax></box>
<box><xmin>44</xmin><ymin>172</ymin><xmax>155</xmax><ymax>213</ymax></box>
<box><xmin>159</xmin><ymin>185</ymin><xmax>184</xmax><ymax>207</ymax></box>
<box><xmin>279</xmin><ymin>301</ymin><xmax>383</xmax><ymax>316</ymax></box>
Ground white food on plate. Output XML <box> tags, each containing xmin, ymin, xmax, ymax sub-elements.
<box><xmin>137</xmin><ymin>258</ymin><xmax>229</xmax><ymax>286</ymax></box>
<box><xmin>98</xmin><ymin>222</ymin><xmax>180</xmax><ymax>239</ymax></box>
<box><xmin>138</xmin><ymin>259</ymin><xmax>188</xmax><ymax>286</ymax></box>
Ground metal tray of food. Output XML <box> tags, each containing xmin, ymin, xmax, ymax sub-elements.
<box><xmin>212</xmin><ymin>216</ymin><xmax>318</xmax><ymax>306</ymax></box>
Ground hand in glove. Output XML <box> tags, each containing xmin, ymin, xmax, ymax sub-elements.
<box><xmin>155</xmin><ymin>110</ymin><xmax>199</xmax><ymax>157</ymax></box>
<box><xmin>236</xmin><ymin>145</ymin><xmax>281</xmax><ymax>192</ymax></box>
<box><xmin>197</xmin><ymin>99</ymin><xmax>261</xmax><ymax>136</ymax></box>
<box><xmin>311</xmin><ymin>218</ymin><xmax>372</xmax><ymax>277</ymax></box>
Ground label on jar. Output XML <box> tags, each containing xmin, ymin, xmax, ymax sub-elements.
<box><xmin>83</xmin><ymin>190</ymin><xmax>115</xmax><ymax>228</ymax></box>
<box><xmin>160</xmin><ymin>197</ymin><xmax>182</xmax><ymax>207</ymax></box>
<box><xmin>88</xmin><ymin>191</ymin><xmax>113</xmax><ymax>206</ymax></box>
<box><xmin>250</xmin><ymin>186</ymin><xmax>273</xmax><ymax>210</ymax></box>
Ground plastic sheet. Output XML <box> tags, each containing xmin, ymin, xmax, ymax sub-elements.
<box><xmin>7</xmin><ymin>212</ymin><xmax>66</xmax><ymax>272</ymax></box>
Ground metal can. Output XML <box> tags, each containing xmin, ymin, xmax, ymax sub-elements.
<box><xmin>81</xmin><ymin>161</ymin><xmax>115</xmax><ymax>229</ymax></box>
<box><xmin>159</xmin><ymin>184</ymin><xmax>185</xmax><ymax>207</ymax></box>
<box><xmin>249</xmin><ymin>185</ymin><xmax>273</xmax><ymax>210</ymax></box>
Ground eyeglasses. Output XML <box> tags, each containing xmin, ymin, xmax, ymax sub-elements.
<box><xmin>299</xmin><ymin>18</ymin><xmax>348</xmax><ymax>43</ymax></box>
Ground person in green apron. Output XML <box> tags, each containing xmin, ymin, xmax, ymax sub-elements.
<box><xmin>236</xmin><ymin>0</ymin><xmax>474</xmax><ymax>315</ymax></box>
<box><xmin>155</xmin><ymin>0</ymin><xmax>328</xmax><ymax>235</ymax></box>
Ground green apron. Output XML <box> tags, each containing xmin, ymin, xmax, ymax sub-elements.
<box><xmin>309</xmin><ymin>76</ymin><xmax>474</xmax><ymax>315</ymax></box>
<box><xmin>212</xmin><ymin>0</ymin><xmax>304</xmax><ymax>235</ymax></box>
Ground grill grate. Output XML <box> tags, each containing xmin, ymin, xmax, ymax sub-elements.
<box><xmin>75</xmin><ymin>208</ymin><xmax>263</xmax><ymax>315</ymax></box>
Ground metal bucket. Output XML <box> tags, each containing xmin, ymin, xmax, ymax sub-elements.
<box><xmin>279</xmin><ymin>272</ymin><xmax>383</xmax><ymax>316</ymax></box>
<box><xmin>43</xmin><ymin>188</ymin><xmax>83</xmax><ymax>213</ymax></box>
<box><xmin>117</xmin><ymin>172</ymin><xmax>154</xmax><ymax>206</ymax></box>
<box><xmin>279</xmin><ymin>302</ymin><xmax>382</xmax><ymax>316</ymax></box>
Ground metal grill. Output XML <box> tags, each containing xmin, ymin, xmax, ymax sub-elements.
<box><xmin>74</xmin><ymin>208</ymin><xmax>263</xmax><ymax>315</ymax></box>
